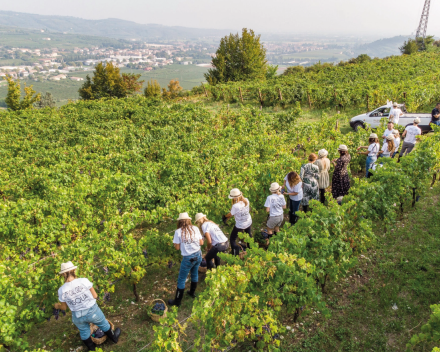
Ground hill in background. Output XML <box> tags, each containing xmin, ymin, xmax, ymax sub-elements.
<box><xmin>354</xmin><ymin>35</ymin><xmax>408</xmax><ymax>58</ymax></box>
<box><xmin>0</xmin><ymin>11</ymin><xmax>232</xmax><ymax>41</ymax></box>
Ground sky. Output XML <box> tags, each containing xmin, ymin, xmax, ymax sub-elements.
<box><xmin>2</xmin><ymin>0</ymin><xmax>439</xmax><ymax>38</ymax></box>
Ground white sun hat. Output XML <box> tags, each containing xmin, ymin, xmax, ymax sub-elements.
<box><xmin>414</xmin><ymin>117</ymin><xmax>421</xmax><ymax>124</ymax></box>
<box><xmin>269</xmin><ymin>182</ymin><xmax>282</xmax><ymax>193</ymax></box>
<box><xmin>228</xmin><ymin>188</ymin><xmax>242</xmax><ymax>199</ymax></box>
<box><xmin>369</xmin><ymin>133</ymin><xmax>378</xmax><ymax>139</ymax></box>
<box><xmin>393</xmin><ymin>102</ymin><xmax>398</xmax><ymax>107</ymax></box>
<box><xmin>195</xmin><ymin>213</ymin><xmax>207</xmax><ymax>223</ymax></box>
<box><xmin>177</xmin><ymin>212</ymin><xmax>192</xmax><ymax>221</ymax></box>
<box><xmin>337</xmin><ymin>145</ymin><xmax>348</xmax><ymax>151</ymax></box>
<box><xmin>318</xmin><ymin>149</ymin><xmax>328</xmax><ymax>157</ymax></box>
<box><xmin>59</xmin><ymin>261</ymin><xmax>78</xmax><ymax>274</ymax></box>
<box><xmin>386</xmin><ymin>135</ymin><xmax>394</xmax><ymax>140</ymax></box>
<box><xmin>392</xmin><ymin>129</ymin><xmax>399</xmax><ymax>135</ymax></box>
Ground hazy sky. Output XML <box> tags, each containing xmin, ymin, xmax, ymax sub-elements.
<box><xmin>3</xmin><ymin>0</ymin><xmax>439</xmax><ymax>37</ymax></box>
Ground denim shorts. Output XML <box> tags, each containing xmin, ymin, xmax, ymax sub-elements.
<box><xmin>71</xmin><ymin>304</ymin><xmax>110</xmax><ymax>340</ymax></box>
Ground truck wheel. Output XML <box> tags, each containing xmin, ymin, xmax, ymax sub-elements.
<box><xmin>353</xmin><ymin>122</ymin><xmax>364</xmax><ymax>132</ymax></box>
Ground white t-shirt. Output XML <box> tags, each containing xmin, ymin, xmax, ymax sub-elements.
<box><xmin>383</xmin><ymin>128</ymin><xmax>394</xmax><ymax>141</ymax></box>
<box><xmin>264</xmin><ymin>194</ymin><xmax>286</xmax><ymax>217</ymax></box>
<box><xmin>58</xmin><ymin>278</ymin><xmax>96</xmax><ymax>312</ymax></box>
<box><xmin>230</xmin><ymin>198</ymin><xmax>252</xmax><ymax>229</ymax></box>
<box><xmin>390</xmin><ymin>108</ymin><xmax>403</xmax><ymax>124</ymax></box>
<box><xmin>394</xmin><ymin>137</ymin><xmax>401</xmax><ymax>149</ymax></box>
<box><xmin>368</xmin><ymin>143</ymin><xmax>380</xmax><ymax>156</ymax></box>
<box><xmin>381</xmin><ymin>143</ymin><xmax>393</xmax><ymax>157</ymax></box>
<box><xmin>284</xmin><ymin>176</ymin><xmax>303</xmax><ymax>201</ymax></box>
<box><xmin>173</xmin><ymin>226</ymin><xmax>203</xmax><ymax>256</ymax></box>
<box><xmin>404</xmin><ymin>125</ymin><xmax>422</xmax><ymax>144</ymax></box>
<box><xmin>201</xmin><ymin>222</ymin><xmax>228</xmax><ymax>246</ymax></box>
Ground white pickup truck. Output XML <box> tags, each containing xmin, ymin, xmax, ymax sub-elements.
<box><xmin>349</xmin><ymin>104</ymin><xmax>433</xmax><ymax>133</ymax></box>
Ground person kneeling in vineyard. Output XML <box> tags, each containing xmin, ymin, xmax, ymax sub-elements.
<box><xmin>264</xmin><ymin>182</ymin><xmax>286</xmax><ymax>238</ymax></box>
<box><xmin>223</xmin><ymin>188</ymin><xmax>253</xmax><ymax>256</ymax></box>
<box><xmin>169</xmin><ymin>212</ymin><xmax>204</xmax><ymax>306</ymax></box>
<box><xmin>195</xmin><ymin>213</ymin><xmax>229</xmax><ymax>270</ymax></box>
<box><xmin>55</xmin><ymin>262</ymin><xmax>121</xmax><ymax>351</ymax></box>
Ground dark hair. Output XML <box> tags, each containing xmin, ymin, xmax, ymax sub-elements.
<box><xmin>339</xmin><ymin>150</ymin><xmax>348</xmax><ymax>156</ymax></box>
<box><xmin>388</xmin><ymin>121</ymin><xmax>394</xmax><ymax>125</ymax></box>
<box><xmin>369</xmin><ymin>137</ymin><xmax>379</xmax><ymax>144</ymax></box>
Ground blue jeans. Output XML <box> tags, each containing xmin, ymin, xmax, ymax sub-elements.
<box><xmin>71</xmin><ymin>304</ymin><xmax>110</xmax><ymax>340</ymax></box>
<box><xmin>289</xmin><ymin>199</ymin><xmax>301</xmax><ymax>224</ymax></box>
<box><xmin>177</xmin><ymin>251</ymin><xmax>202</xmax><ymax>289</ymax></box>
<box><xmin>433</xmin><ymin>120</ymin><xmax>440</xmax><ymax>126</ymax></box>
<box><xmin>365</xmin><ymin>155</ymin><xmax>377</xmax><ymax>178</ymax></box>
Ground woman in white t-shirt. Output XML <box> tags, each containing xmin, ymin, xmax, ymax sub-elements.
<box><xmin>264</xmin><ymin>182</ymin><xmax>287</xmax><ymax>237</ymax></box>
<box><xmin>169</xmin><ymin>212</ymin><xmax>203</xmax><ymax>306</ymax></box>
<box><xmin>357</xmin><ymin>133</ymin><xmax>380</xmax><ymax>178</ymax></box>
<box><xmin>55</xmin><ymin>261</ymin><xmax>121</xmax><ymax>351</ymax></box>
<box><xmin>282</xmin><ymin>171</ymin><xmax>303</xmax><ymax>225</ymax></box>
<box><xmin>195</xmin><ymin>213</ymin><xmax>228</xmax><ymax>270</ymax></box>
<box><xmin>223</xmin><ymin>188</ymin><xmax>252</xmax><ymax>256</ymax></box>
<box><xmin>378</xmin><ymin>135</ymin><xmax>396</xmax><ymax>158</ymax></box>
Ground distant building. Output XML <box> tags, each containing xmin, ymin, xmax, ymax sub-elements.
<box><xmin>180</xmin><ymin>61</ymin><xmax>192</xmax><ymax>65</ymax></box>
<box><xmin>42</xmin><ymin>38</ymin><xmax>51</xmax><ymax>41</ymax></box>
<box><xmin>144</xmin><ymin>67</ymin><xmax>153</xmax><ymax>71</ymax></box>
<box><xmin>70</xmin><ymin>77</ymin><xmax>84</xmax><ymax>81</ymax></box>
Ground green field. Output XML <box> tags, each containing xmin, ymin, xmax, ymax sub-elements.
<box><xmin>281</xmin><ymin>49</ymin><xmax>351</xmax><ymax>62</ymax></box>
<box><xmin>0</xmin><ymin>65</ymin><xmax>209</xmax><ymax>105</ymax></box>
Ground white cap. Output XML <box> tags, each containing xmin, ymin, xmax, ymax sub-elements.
<box><xmin>228</xmin><ymin>188</ymin><xmax>242</xmax><ymax>199</ymax></box>
<box><xmin>414</xmin><ymin>117</ymin><xmax>421</xmax><ymax>124</ymax></box>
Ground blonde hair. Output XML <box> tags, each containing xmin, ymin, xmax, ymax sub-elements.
<box><xmin>232</xmin><ymin>195</ymin><xmax>249</xmax><ymax>207</ymax></box>
<box><xmin>61</xmin><ymin>269</ymin><xmax>77</xmax><ymax>282</ymax></box>
<box><xmin>386</xmin><ymin>139</ymin><xmax>395</xmax><ymax>154</ymax></box>
<box><xmin>196</xmin><ymin>216</ymin><xmax>215</xmax><ymax>234</ymax></box>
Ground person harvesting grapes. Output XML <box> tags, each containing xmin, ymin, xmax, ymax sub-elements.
<box><xmin>378</xmin><ymin>135</ymin><xmax>396</xmax><ymax>158</ymax></box>
<box><xmin>392</xmin><ymin>129</ymin><xmax>401</xmax><ymax>158</ymax></box>
<box><xmin>168</xmin><ymin>213</ymin><xmax>204</xmax><ymax>306</ymax></box>
<box><xmin>357</xmin><ymin>133</ymin><xmax>380</xmax><ymax>178</ymax></box>
<box><xmin>399</xmin><ymin>117</ymin><xmax>422</xmax><ymax>158</ymax></box>
<box><xmin>54</xmin><ymin>261</ymin><xmax>121</xmax><ymax>351</ymax></box>
<box><xmin>331</xmin><ymin>145</ymin><xmax>351</xmax><ymax>199</ymax></box>
<box><xmin>314</xmin><ymin>149</ymin><xmax>330</xmax><ymax>204</ymax></box>
<box><xmin>195</xmin><ymin>213</ymin><xmax>229</xmax><ymax>270</ymax></box>
<box><xmin>223</xmin><ymin>188</ymin><xmax>252</xmax><ymax>256</ymax></box>
<box><xmin>282</xmin><ymin>171</ymin><xmax>303</xmax><ymax>225</ymax></box>
<box><xmin>299</xmin><ymin>154</ymin><xmax>319</xmax><ymax>213</ymax></box>
<box><xmin>264</xmin><ymin>182</ymin><xmax>286</xmax><ymax>237</ymax></box>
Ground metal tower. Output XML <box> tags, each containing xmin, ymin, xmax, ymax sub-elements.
<box><xmin>416</xmin><ymin>0</ymin><xmax>431</xmax><ymax>39</ymax></box>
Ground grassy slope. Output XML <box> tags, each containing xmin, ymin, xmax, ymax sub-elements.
<box><xmin>25</xmin><ymin>182</ymin><xmax>440</xmax><ymax>352</ymax></box>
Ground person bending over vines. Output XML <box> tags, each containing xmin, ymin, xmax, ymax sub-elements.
<box><xmin>223</xmin><ymin>188</ymin><xmax>253</xmax><ymax>256</ymax></box>
<box><xmin>195</xmin><ymin>213</ymin><xmax>229</xmax><ymax>270</ymax></box>
<box><xmin>169</xmin><ymin>212</ymin><xmax>204</xmax><ymax>306</ymax></box>
<box><xmin>55</xmin><ymin>262</ymin><xmax>121</xmax><ymax>351</ymax></box>
<box><xmin>282</xmin><ymin>171</ymin><xmax>303</xmax><ymax>225</ymax></box>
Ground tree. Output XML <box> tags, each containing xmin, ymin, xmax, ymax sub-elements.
<box><xmin>144</xmin><ymin>79</ymin><xmax>161</xmax><ymax>98</ymax></box>
<box><xmin>36</xmin><ymin>92</ymin><xmax>56</xmax><ymax>109</ymax></box>
<box><xmin>78</xmin><ymin>62</ymin><xmax>144</xmax><ymax>100</ymax></box>
<box><xmin>167</xmin><ymin>79</ymin><xmax>182</xmax><ymax>98</ymax></box>
<box><xmin>348</xmin><ymin>54</ymin><xmax>372</xmax><ymax>64</ymax></box>
<box><xmin>4</xmin><ymin>76</ymin><xmax>40</xmax><ymax>111</ymax></box>
<box><xmin>204</xmin><ymin>28</ymin><xmax>267</xmax><ymax>85</ymax></box>
<box><xmin>266</xmin><ymin>65</ymin><xmax>279</xmax><ymax>79</ymax></box>
<box><xmin>400</xmin><ymin>36</ymin><xmax>436</xmax><ymax>54</ymax></box>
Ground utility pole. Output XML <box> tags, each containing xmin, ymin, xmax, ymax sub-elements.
<box><xmin>416</xmin><ymin>0</ymin><xmax>430</xmax><ymax>42</ymax></box>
